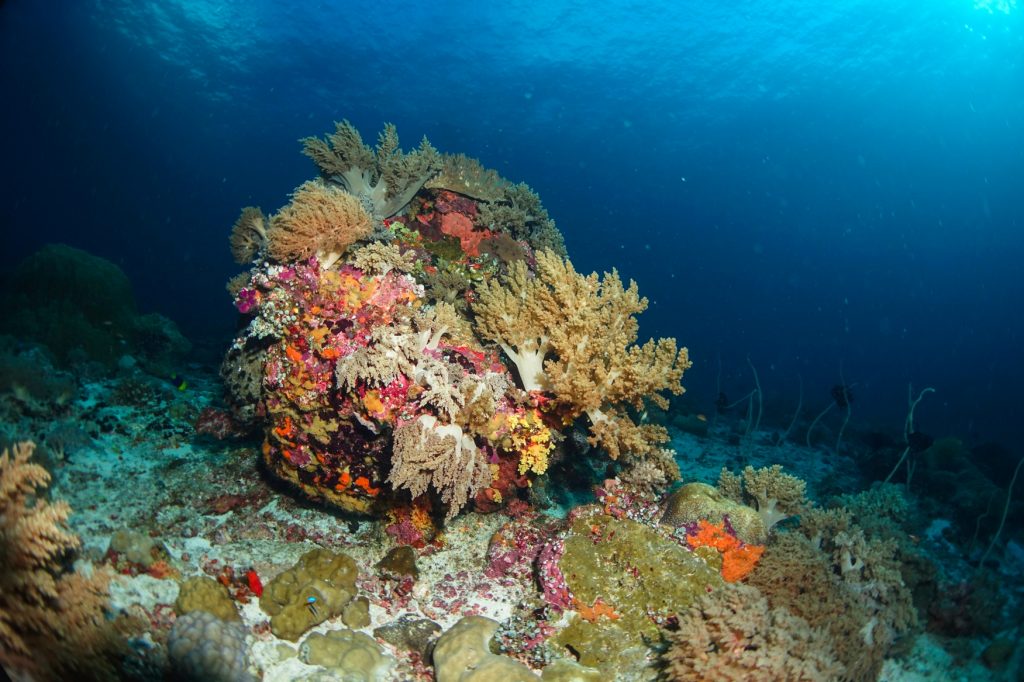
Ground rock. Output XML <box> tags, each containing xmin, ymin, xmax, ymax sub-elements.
<box><xmin>374</xmin><ymin>615</ymin><xmax>441</xmax><ymax>658</ymax></box>
<box><xmin>376</xmin><ymin>545</ymin><xmax>418</xmax><ymax>580</ymax></box>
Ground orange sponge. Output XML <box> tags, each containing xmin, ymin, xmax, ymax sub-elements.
<box><xmin>687</xmin><ymin>519</ymin><xmax>764</xmax><ymax>582</ymax></box>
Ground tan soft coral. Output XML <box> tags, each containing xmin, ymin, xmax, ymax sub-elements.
<box><xmin>266</xmin><ymin>180</ymin><xmax>373</xmax><ymax>269</ymax></box>
<box><xmin>663</xmin><ymin>582</ymin><xmax>843</xmax><ymax>681</ymax></box>
<box><xmin>473</xmin><ymin>250</ymin><xmax>691</xmax><ymax>459</ymax></box>
<box><xmin>301</xmin><ymin>120</ymin><xmax>440</xmax><ymax>221</ymax></box>
<box><xmin>718</xmin><ymin>464</ymin><xmax>809</xmax><ymax>533</ymax></box>
<box><xmin>425</xmin><ymin>153</ymin><xmax>510</xmax><ymax>203</ymax></box>
<box><xmin>389</xmin><ymin>415</ymin><xmax>492</xmax><ymax>521</ymax></box>
<box><xmin>0</xmin><ymin>442</ymin><xmax>122</xmax><ymax>679</ymax></box>
<box><xmin>229</xmin><ymin>205</ymin><xmax>269</xmax><ymax>264</ymax></box>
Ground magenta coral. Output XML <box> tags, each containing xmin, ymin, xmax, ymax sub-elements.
<box><xmin>536</xmin><ymin>538</ymin><xmax>573</xmax><ymax>612</ymax></box>
<box><xmin>484</xmin><ymin>519</ymin><xmax>545</xmax><ymax>581</ymax></box>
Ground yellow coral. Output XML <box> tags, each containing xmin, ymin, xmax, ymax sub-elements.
<box><xmin>362</xmin><ymin>390</ymin><xmax>385</xmax><ymax>415</ymax></box>
<box><xmin>474</xmin><ymin>250</ymin><xmax>691</xmax><ymax>459</ymax></box>
<box><xmin>503</xmin><ymin>410</ymin><xmax>554</xmax><ymax>476</ymax></box>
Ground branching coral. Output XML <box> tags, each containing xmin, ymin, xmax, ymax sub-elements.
<box><xmin>229</xmin><ymin>205</ymin><xmax>269</xmax><ymax>264</ymax></box>
<box><xmin>266</xmin><ymin>180</ymin><xmax>374</xmax><ymax>270</ymax></box>
<box><xmin>662</xmin><ymin>583</ymin><xmax>843</xmax><ymax>681</ymax></box>
<box><xmin>0</xmin><ymin>442</ymin><xmax>121</xmax><ymax>679</ymax></box>
<box><xmin>473</xmin><ymin>249</ymin><xmax>690</xmax><ymax>459</ymax></box>
<box><xmin>476</xmin><ymin>182</ymin><xmax>567</xmax><ymax>257</ymax></box>
<box><xmin>745</xmin><ymin>532</ymin><xmax>878</xmax><ymax>682</ymax></box>
<box><xmin>749</xmin><ymin>515</ymin><xmax>919</xmax><ymax>682</ymax></box>
<box><xmin>718</xmin><ymin>465</ymin><xmax>808</xmax><ymax>533</ymax></box>
<box><xmin>301</xmin><ymin>120</ymin><xmax>440</xmax><ymax>221</ymax></box>
<box><xmin>826</xmin><ymin>528</ymin><xmax>918</xmax><ymax>650</ymax></box>
<box><xmin>798</xmin><ymin>505</ymin><xmax>852</xmax><ymax>550</ymax></box>
<box><xmin>1</xmin><ymin>441</ymin><xmax>81</xmax><ymax>659</ymax></box>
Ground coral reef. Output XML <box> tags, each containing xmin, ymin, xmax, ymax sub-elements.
<box><xmin>3</xmin><ymin>111</ymin><xmax>978</xmax><ymax>679</ymax></box>
<box><xmin>225</xmin><ymin>119</ymin><xmax>688</xmax><ymax>523</ymax></box>
<box><xmin>184</xmin><ymin>116</ymin><xmax>965</xmax><ymax>681</ymax></box>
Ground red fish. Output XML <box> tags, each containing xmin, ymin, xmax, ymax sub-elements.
<box><xmin>246</xmin><ymin>569</ymin><xmax>263</xmax><ymax>597</ymax></box>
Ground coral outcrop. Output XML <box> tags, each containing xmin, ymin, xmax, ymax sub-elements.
<box><xmin>433</xmin><ymin>616</ymin><xmax>538</xmax><ymax>682</ymax></box>
<box><xmin>223</xmin><ymin>119</ymin><xmax>689</xmax><ymax>521</ymax></box>
<box><xmin>168</xmin><ymin>610</ymin><xmax>255</xmax><ymax>682</ymax></box>
<box><xmin>0</xmin><ymin>244</ymin><xmax>191</xmax><ymax>372</ymax></box>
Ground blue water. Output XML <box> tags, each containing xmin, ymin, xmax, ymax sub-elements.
<box><xmin>2</xmin><ymin>0</ymin><xmax>1022</xmax><ymax>448</ymax></box>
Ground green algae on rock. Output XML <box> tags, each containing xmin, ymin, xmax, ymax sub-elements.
<box><xmin>552</xmin><ymin>510</ymin><xmax>722</xmax><ymax>675</ymax></box>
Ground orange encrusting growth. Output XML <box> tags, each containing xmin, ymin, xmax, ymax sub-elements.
<box><xmin>574</xmin><ymin>597</ymin><xmax>621</xmax><ymax>622</ymax></box>
<box><xmin>686</xmin><ymin>519</ymin><xmax>765</xmax><ymax>582</ymax></box>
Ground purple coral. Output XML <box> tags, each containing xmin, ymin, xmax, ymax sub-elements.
<box><xmin>484</xmin><ymin>520</ymin><xmax>545</xmax><ymax>581</ymax></box>
<box><xmin>536</xmin><ymin>538</ymin><xmax>573</xmax><ymax>612</ymax></box>
<box><xmin>235</xmin><ymin>288</ymin><xmax>258</xmax><ymax>314</ymax></box>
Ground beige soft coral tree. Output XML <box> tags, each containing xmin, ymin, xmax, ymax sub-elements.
<box><xmin>0</xmin><ymin>442</ymin><xmax>121</xmax><ymax>679</ymax></box>
<box><xmin>265</xmin><ymin>179</ymin><xmax>374</xmax><ymax>270</ymax></box>
<box><xmin>473</xmin><ymin>250</ymin><xmax>691</xmax><ymax>460</ymax></box>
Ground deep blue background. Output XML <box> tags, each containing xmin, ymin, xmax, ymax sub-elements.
<box><xmin>2</xmin><ymin>1</ymin><xmax>1022</xmax><ymax>449</ymax></box>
